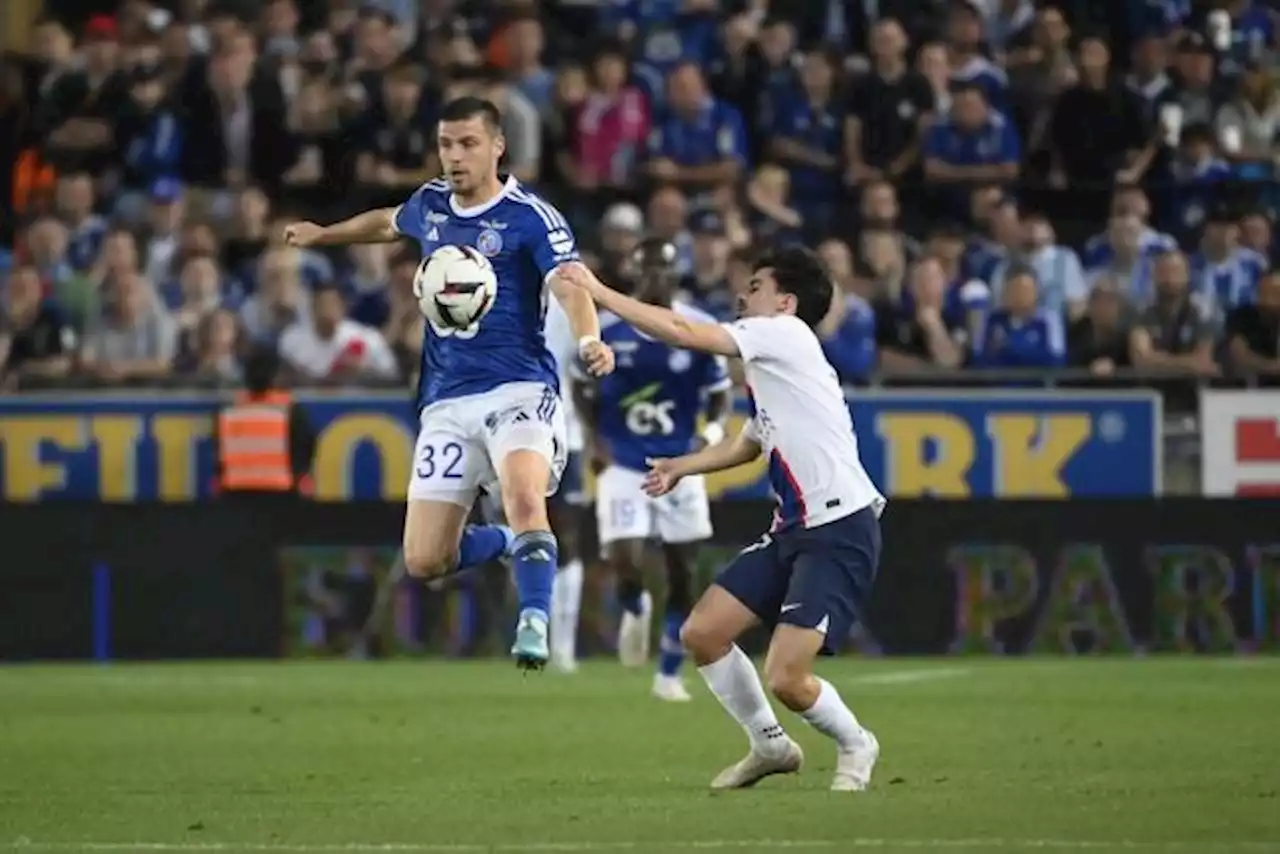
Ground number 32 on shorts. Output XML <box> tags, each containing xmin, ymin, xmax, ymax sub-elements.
<box><xmin>416</xmin><ymin>440</ymin><xmax>466</xmax><ymax>480</ymax></box>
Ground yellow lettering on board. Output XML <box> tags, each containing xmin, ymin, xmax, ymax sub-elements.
<box><xmin>876</xmin><ymin>414</ymin><xmax>975</xmax><ymax>497</ymax></box>
<box><xmin>0</xmin><ymin>416</ymin><xmax>88</xmax><ymax>501</ymax></box>
<box><xmin>987</xmin><ymin>414</ymin><xmax>1091</xmax><ymax>497</ymax></box>
<box><xmin>314</xmin><ymin>414</ymin><xmax>413</xmax><ymax>500</ymax></box>
<box><xmin>152</xmin><ymin>414</ymin><xmax>213</xmax><ymax>501</ymax></box>
<box><xmin>90</xmin><ymin>416</ymin><xmax>144</xmax><ymax>502</ymax></box>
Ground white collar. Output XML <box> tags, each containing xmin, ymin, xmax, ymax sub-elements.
<box><xmin>450</xmin><ymin>176</ymin><xmax>517</xmax><ymax>218</ymax></box>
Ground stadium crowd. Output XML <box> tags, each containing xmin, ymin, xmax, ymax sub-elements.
<box><xmin>1</xmin><ymin>0</ymin><xmax>1279</xmax><ymax>393</ymax></box>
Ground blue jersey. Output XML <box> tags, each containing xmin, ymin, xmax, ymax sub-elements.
<box><xmin>393</xmin><ymin>176</ymin><xmax>579</xmax><ymax>408</ymax></box>
<box><xmin>590</xmin><ymin>303</ymin><xmax>730</xmax><ymax>473</ymax></box>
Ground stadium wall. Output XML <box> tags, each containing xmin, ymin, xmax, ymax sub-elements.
<box><xmin>1</xmin><ymin>499</ymin><xmax>1276</xmax><ymax>661</ymax></box>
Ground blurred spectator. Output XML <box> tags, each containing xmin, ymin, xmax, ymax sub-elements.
<box><xmin>768</xmin><ymin>46</ymin><xmax>842</xmax><ymax>234</ymax></box>
<box><xmin>1128</xmin><ymin>250</ymin><xmax>1219</xmax><ymax>377</ymax></box>
<box><xmin>916</xmin><ymin>40</ymin><xmax>952</xmax><ymax>115</ymax></box>
<box><xmin>645</xmin><ymin>62</ymin><xmax>748</xmax><ymax>197</ymax></box>
<box><xmin>1225</xmin><ymin>268</ymin><xmax>1280</xmax><ymax>379</ymax></box>
<box><xmin>990</xmin><ymin>211</ymin><xmax>1086</xmax><ymax>320</ymax></box>
<box><xmin>1081</xmin><ymin>185</ymin><xmax>1176</xmax><ymax>267</ymax></box>
<box><xmin>55</xmin><ymin>173</ymin><xmax>109</xmax><ymax>273</ymax></box>
<box><xmin>1214</xmin><ymin>62</ymin><xmax>1280</xmax><ymax>177</ymax></box>
<box><xmin>222</xmin><ymin>188</ymin><xmax>272</xmax><ymax>280</ymax></box>
<box><xmin>81</xmin><ymin>270</ymin><xmax>176</xmax><ymax>382</ymax></box>
<box><xmin>646</xmin><ymin>186</ymin><xmax>693</xmax><ymax>275</ymax></box>
<box><xmin>1067</xmin><ymin>278</ymin><xmax>1133</xmax><ymax>377</ymax></box>
<box><xmin>984</xmin><ymin>0</ymin><xmax>1036</xmax><ymax>56</ymax></box>
<box><xmin>141</xmin><ymin>180</ymin><xmax>186</xmax><ymax>287</ymax></box>
<box><xmin>114</xmin><ymin>62</ymin><xmax>182</xmax><ymax>221</ymax></box>
<box><xmin>354</xmin><ymin>63</ymin><xmax>436</xmax><ymax>205</ymax></box>
<box><xmin>1004</xmin><ymin>3</ymin><xmax>1076</xmax><ymax>149</ymax></box>
<box><xmin>279</xmin><ymin>283</ymin><xmax>398</xmax><ymax>383</ymax></box>
<box><xmin>1167</xmin><ymin>122</ymin><xmax>1231</xmax><ymax>238</ymax></box>
<box><xmin>1190</xmin><ymin>206</ymin><xmax>1268</xmax><ymax>314</ymax></box>
<box><xmin>594</xmin><ymin>203</ymin><xmax>645</xmax><ymax>285</ymax></box>
<box><xmin>37</xmin><ymin>14</ymin><xmax>127</xmax><ymax>175</ymax></box>
<box><xmin>680</xmin><ymin>210</ymin><xmax>733</xmax><ymax>320</ymax></box>
<box><xmin>817</xmin><ymin>281</ymin><xmax>878</xmax><ymax>384</ymax></box>
<box><xmin>946</xmin><ymin>1</ymin><xmax>1009</xmax><ymax>109</ymax></box>
<box><xmin>1048</xmin><ymin>34</ymin><xmax>1146</xmax><ymax>218</ymax></box>
<box><xmin>478</xmin><ymin>66</ymin><xmax>543</xmax><ymax>184</ymax></box>
<box><xmin>24</xmin><ymin>218</ymin><xmax>74</xmax><ymax>293</ymax></box>
<box><xmin>860</xmin><ymin>227</ymin><xmax>909</xmax><ymax>302</ymax></box>
<box><xmin>182</xmin><ymin>307</ymin><xmax>244</xmax><ymax>381</ymax></box>
<box><xmin>745</xmin><ymin>164</ymin><xmax>802</xmax><ymax>245</ymax></box>
<box><xmin>876</xmin><ymin>256</ymin><xmax>967</xmax><ymax>371</ymax></box>
<box><xmin>974</xmin><ymin>265</ymin><xmax>1066</xmax><ymax>368</ymax></box>
<box><xmin>1168</xmin><ymin>32</ymin><xmax>1226</xmax><ymax>127</ymax></box>
<box><xmin>1085</xmin><ymin>214</ymin><xmax>1158</xmax><ymax>303</ymax></box>
<box><xmin>241</xmin><ymin>247</ymin><xmax>310</xmax><ymax>343</ymax></box>
<box><xmin>501</xmin><ymin>12</ymin><xmax>554</xmax><ymax>114</ymax></box>
<box><xmin>923</xmin><ymin>82</ymin><xmax>1021</xmax><ymax>211</ymax></box>
<box><xmin>571</xmin><ymin>42</ymin><xmax>649</xmax><ymax>193</ymax></box>
<box><xmin>1240</xmin><ymin>209</ymin><xmax>1278</xmax><ymax>265</ymax></box>
<box><xmin>1</xmin><ymin>265</ymin><xmax>76</xmax><ymax>386</ymax></box>
<box><xmin>845</xmin><ymin>19</ymin><xmax>934</xmax><ymax>187</ymax></box>
<box><xmin>168</xmin><ymin>254</ymin><xmax>228</xmax><ymax>336</ymax></box>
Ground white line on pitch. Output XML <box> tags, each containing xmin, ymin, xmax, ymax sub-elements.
<box><xmin>849</xmin><ymin>667</ymin><xmax>972</xmax><ymax>686</ymax></box>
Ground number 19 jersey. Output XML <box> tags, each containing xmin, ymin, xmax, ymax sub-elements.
<box><xmin>588</xmin><ymin>302</ymin><xmax>730</xmax><ymax>473</ymax></box>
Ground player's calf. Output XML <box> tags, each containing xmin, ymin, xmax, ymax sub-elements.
<box><xmin>498</xmin><ymin>449</ymin><xmax>559</xmax><ymax>669</ymax></box>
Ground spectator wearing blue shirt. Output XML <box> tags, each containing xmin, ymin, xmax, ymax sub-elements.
<box><xmin>645</xmin><ymin>62</ymin><xmax>749</xmax><ymax>195</ymax></box>
<box><xmin>1084</xmin><ymin>214</ymin><xmax>1159</xmax><ymax>304</ymax></box>
<box><xmin>947</xmin><ymin>3</ymin><xmax>1010</xmax><ymax>109</ymax></box>
<box><xmin>114</xmin><ymin>62</ymin><xmax>182</xmax><ymax>224</ymax></box>
<box><xmin>818</xmin><ymin>288</ymin><xmax>878</xmax><ymax>384</ymax></box>
<box><xmin>55</xmin><ymin>174</ymin><xmax>109</xmax><ymax>274</ymax></box>
<box><xmin>768</xmin><ymin>47</ymin><xmax>843</xmax><ymax>235</ymax></box>
<box><xmin>974</xmin><ymin>265</ymin><xmax>1067</xmax><ymax>369</ymax></box>
<box><xmin>612</xmin><ymin>0</ymin><xmax>720</xmax><ymax>111</ymax></box>
<box><xmin>990</xmin><ymin>212</ymin><xmax>1088</xmax><ymax>320</ymax></box>
<box><xmin>503</xmin><ymin>13</ymin><xmax>556</xmax><ymax>115</ymax></box>
<box><xmin>1212</xmin><ymin>0</ymin><xmax>1277</xmax><ymax>77</ymax></box>
<box><xmin>924</xmin><ymin>84</ymin><xmax>1021</xmax><ymax>214</ymax></box>
<box><xmin>962</xmin><ymin>191</ymin><xmax>1020</xmax><ymax>282</ymax></box>
<box><xmin>1080</xmin><ymin>184</ymin><xmax>1177</xmax><ymax>268</ymax></box>
<box><xmin>1190</xmin><ymin>207</ymin><xmax>1269</xmax><ymax>313</ymax></box>
<box><xmin>875</xmin><ymin>256</ymin><xmax>969</xmax><ymax>372</ymax></box>
<box><xmin>1167</xmin><ymin>122</ymin><xmax>1232</xmax><ymax>238</ymax></box>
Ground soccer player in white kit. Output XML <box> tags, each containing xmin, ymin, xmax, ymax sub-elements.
<box><xmin>560</xmin><ymin>247</ymin><xmax>886</xmax><ymax>792</ymax></box>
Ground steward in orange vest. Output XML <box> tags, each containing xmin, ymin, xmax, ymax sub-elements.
<box><xmin>214</xmin><ymin>347</ymin><xmax>316</xmax><ymax>495</ymax></box>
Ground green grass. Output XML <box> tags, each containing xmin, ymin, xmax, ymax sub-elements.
<box><xmin>1</xmin><ymin>658</ymin><xmax>1278</xmax><ymax>854</ymax></box>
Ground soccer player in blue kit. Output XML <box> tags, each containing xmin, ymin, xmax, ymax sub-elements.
<box><xmin>284</xmin><ymin>97</ymin><xmax>615</xmax><ymax>670</ymax></box>
<box><xmin>573</xmin><ymin>237</ymin><xmax>732</xmax><ymax>702</ymax></box>
<box><xmin>560</xmin><ymin>247</ymin><xmax>885</xmax><ymax>791</ymax></box>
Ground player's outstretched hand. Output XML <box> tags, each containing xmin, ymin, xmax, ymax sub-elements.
<box><xmin>643</xmin><ymin>457</ymin><xmax>683</xmax><ymax>497</ymax></box>
<box><xmin>579</xmin><ymin>338</ymin><xmax>615</xmax><ymax>376</ymax></box>
<box><xmin>556</xmin><ymin>262</ymin><xmax>604</xmax><ymax>296</ymax></box>
<box><xmin>283</xmin><ymin>221</ymin><xmax>323</xmax><ymax>247</ymax></box>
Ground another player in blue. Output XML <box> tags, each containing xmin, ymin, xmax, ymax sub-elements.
<box><xmin>283</xmin><ymin>97</ymin><xmax>615</xmax><ymax>670</ymax></box>
<box><xmin>573</xmin><ymin>238</ymin><xmax>732</xmax><ymax>702</ymax></box>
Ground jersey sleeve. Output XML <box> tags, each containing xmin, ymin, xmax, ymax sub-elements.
<box><xmin>524</xmin><ymin>198</ymin><xmax>581</xmax><ymax>283</ymax></box>
<box><xmin>392</xmin><ymin>185</ymin><xmax>431</xmax><ymax>241</ymax></box>
<box><xmin>722</xmin><ymin>316</ymin><xmax>802</xmax><ymax>363</ymax></box>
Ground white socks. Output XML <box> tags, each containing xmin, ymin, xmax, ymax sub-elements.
<box><xmin>697</xmin><ymin>645</ymin><xmax>788</xmax><ymax>757</ymax></box>
<box><xmin>799</xmin><ymin>677</ymin><xmax>867</xmax><ymax>752</ymax></box>
<box><xmin>550</xmin><ymin>559</ymin><xmax>584</xmax><ymax>663</ymax></box>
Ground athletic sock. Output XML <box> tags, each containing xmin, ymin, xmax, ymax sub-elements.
<box><xmin>799</xmin><ymin>677</ymin><xmax>867</xmax><ymax>752</ymax></box>
<box><xmin>657</xmin><ymin>610</ymin><xmax>686</xmax><ymax>677</ymax></box>
<box><xmin>616</xmin><ymin>575</ymin><xmax>644</xmax><ymax>616</ymax></box>
<box><xmin>696</xmin><ymin>644</ymin><xmax>787</xmax><ymax>757</ymax></box>
<box><xmin>551</xmin><ymin>558</ymin><xmax>584</xmax><ymax>661</ymax></box>
<box><xmin>455</xmin><ymin>524</ymin><xmax>512</xmax><ymax>572</ymax></box>
<box><xmin>511</xmin><ymin>530</ymin><xmax>557</xmax><ymax>619</ymax></box>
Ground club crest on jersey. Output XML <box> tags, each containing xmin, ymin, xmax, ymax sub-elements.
<box><xmin>477</xmin><ymin>228</ymin><xmax>503</xmax><ymax>257</ymax></box>
<box><xmin>668</xmin><ymin>349</ymin><xmax>692</xmax><ymax>373</ymax></box>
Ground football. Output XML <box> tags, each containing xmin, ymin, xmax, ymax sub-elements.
<box><xmin>414</xmin><ymin>245</ymin><xmax>498</xmax><ymax>331</ymax></box>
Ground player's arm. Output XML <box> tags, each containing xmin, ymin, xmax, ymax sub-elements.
<box><xmin>559</xmin><ymin>266</ymin><xmax>740</xmax><ymax>357</ymax></box>
<box><xmin>284</xmin><ymin>207</ymin><xmax>400</xmax><ymax>247</ymax></box>
<box><xmin>657</xmin><ymin>425</ymin><xmax>761</xmax><ymax>480</ymax></box>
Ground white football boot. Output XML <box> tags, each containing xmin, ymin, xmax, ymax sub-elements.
<box><xmin>830</xmin><ymin>729</ymin><xmax>880</xmax><ymax>792</ymax></box>
<box><xmin>710</xmin><ymin>737</ymin><xmax>804</xmax><ymax>789</ymax></box>
<box><xmin>617</xmin><ymin>591</ymin><xmax>652</xmax><ymax>667</ymax></box>
<box><xmin>651</xmin><ymin>673</ymin><xmax>693</xmax><ymax>702</ymax></box>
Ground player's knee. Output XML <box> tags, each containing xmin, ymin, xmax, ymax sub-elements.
<box><xmin>679</xmin><ymin>615</ymin><xmax>730</xmax><ymax>665</ymax></box>
<box><xmin>502</xmin><ymin>488</ymin><xmax>547</xmax><ymax>532</ymax></box>
<box><xmin>763</xmin><ymin>658</ymin><xmax>815</xmax><ymax>712</ymax></box>
<box><xmin>402</xmin><ymin>546</ymin><xmax>455</xmax><ymax>579</ymax></box>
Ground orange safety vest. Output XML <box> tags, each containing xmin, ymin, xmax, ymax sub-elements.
<box><xmin>217</xmin><ymin>391</ymin><xmax>294</xmax><ymax>492</ymax></box>
<box><xmin>12</xmin><ymin>148</ymin><xmax>55</xmax><ymax>215</ymax></box>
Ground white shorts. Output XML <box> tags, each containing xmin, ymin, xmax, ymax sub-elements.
<box><xmin>595</xmin><ymin>464</ymin><xmax>712</xmax><ymax>547</ymax></box>
<box><xmin>408</xmin><ymin>382</ymin><xmax>567</xmax><ymax>507</ymax></box>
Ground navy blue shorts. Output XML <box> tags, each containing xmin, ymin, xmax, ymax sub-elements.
<box><xmin>554</xmin><ymin>452</ymin><xmax>587</xmax><ymax>507</ymax></box>
<box><xmin>715</xmin><ymin>506</ymin><xmax>881</xmax><ymax>653</ymax></box>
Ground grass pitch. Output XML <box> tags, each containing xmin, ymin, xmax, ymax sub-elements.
<box><xmin>1</xmin><ymin>658</ymin><xmax>1278</xmax><ymax>854</ymax></box>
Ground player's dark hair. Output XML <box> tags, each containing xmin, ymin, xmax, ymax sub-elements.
<box><xmin>753</xmin><ymin>246</ymin><xmax>833</xmax><ymax>329</ymax></box>
<box><xmin>438</xmin><ymin>95</ymin><xmax>502</xmax><ymax>134</ymax></box>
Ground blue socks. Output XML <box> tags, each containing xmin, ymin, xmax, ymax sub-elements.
<box><xmin>658</xmin><ymin>610</ymin><xmax>686</xmax><ymax>677</ymax></box>
<box><xmin>455</xmin><ymin>524</ymin><xmax>513</xmax><ymax>572</ymax></box>
<box><xmin>511</xmin><ymin>530</ymin><xmax>557</xmax><ymax>619</ymax></box>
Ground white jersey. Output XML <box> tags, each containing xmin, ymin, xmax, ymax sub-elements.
<box><xmin>724</xmin><ymin>314</ymin><xmax>885</xmax><ymax>531</ymax></box>
<box><xmin>544</xmin><ymin>294</ymin><xmax>584</xmax><ymax>452</ymax></box>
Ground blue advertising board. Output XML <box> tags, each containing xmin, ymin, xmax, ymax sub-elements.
<box><xmin>0</xmin><ymin>390</ymin><xmax>1161</xmax><ymax>501</ymax></box>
